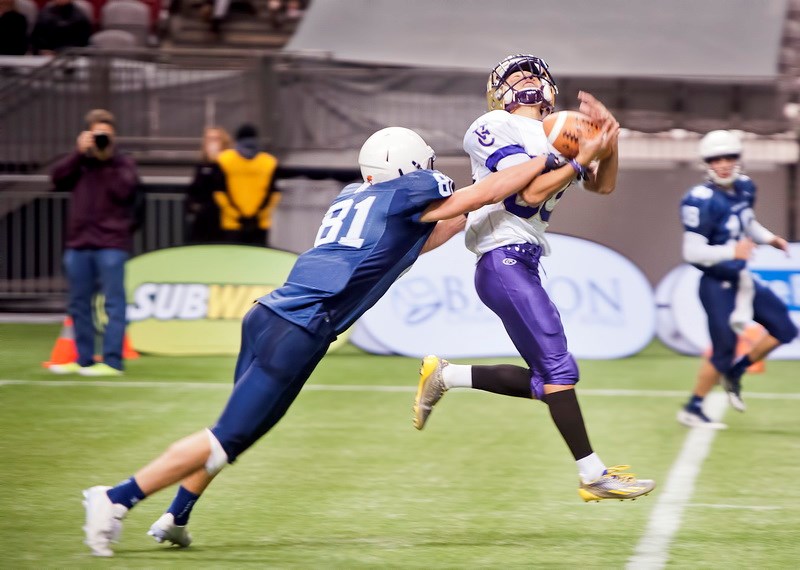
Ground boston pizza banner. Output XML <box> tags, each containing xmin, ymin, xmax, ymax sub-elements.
<box><xmin>351</xmin><ymin>233</ymin><xmax>656</xmax><ymax>359</ymax></box>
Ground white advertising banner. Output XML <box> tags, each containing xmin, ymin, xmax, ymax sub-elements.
<box><xmin>655</xmin><ymin>243</ymin><xmax>800</xmax><ymax>358</ymax></box>
<box><xmin>351</xmin><ymin>233</ymin><xmax>656</xmax><ymax>359</ymax></box>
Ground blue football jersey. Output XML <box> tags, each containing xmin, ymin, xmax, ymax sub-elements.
<box><xmin>680</xmin><ymin>175</ymin><xmax>756</xmax><ymax>278</ymax></box>
<box><xmin>259</xmin><ymin>169</ymin><xmax>454</xmax><ymax>336</ymax></box>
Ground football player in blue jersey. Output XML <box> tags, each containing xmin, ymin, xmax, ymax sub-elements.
<box><xmin>675</xmin><ymin>130</ymin><xmax>796</xmax><ymax>428</ymax></box>
<box><xmin>413</xmin><ymin>54</ymin><xmax>656</xmax><ymax>502</ymax></box>
<box><xmin>80</xmin><ymin>126</ymin><xmax>610</xmax><ymax>557</ymax></box>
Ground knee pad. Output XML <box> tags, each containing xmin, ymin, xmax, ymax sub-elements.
<box><xmin>205</xmin><ymin>429</ymin><xmax>229</xmax><ymax>476</ymax></box>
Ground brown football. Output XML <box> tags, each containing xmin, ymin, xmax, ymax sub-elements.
<box><xmin>542</xmin><ymin>110</ymin><xmax>601</xmax><ymax>159</ymax></box>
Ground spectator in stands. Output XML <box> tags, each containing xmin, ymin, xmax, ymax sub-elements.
<box><xmin>31</xmin><ymin>0</ymin><xmax>91</xmax><ymax>54</ymax></box>
<box><xmin>186</xmin><ymin>126</ymin><xmax>231</xmax><ymax>243</ymax></box>
<box><xmin>48</xmin><ymin>109</ymin><xmax>141</xmax><ymax>377</ymax></box>
<box><xmin>0</xmin><ymin>0</ymin><xmax>28</xmax><ymax>55</ymax></box>
<box><xmin>214</xmin><ymin>123</ymin><xmax>280</xmax><ymax>246</ymax></box>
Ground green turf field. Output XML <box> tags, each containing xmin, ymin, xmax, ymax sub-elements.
<box><xmin>1</xmin><ymin>323</ymin><xmax>799</xmax><ymax>568</ymax></box>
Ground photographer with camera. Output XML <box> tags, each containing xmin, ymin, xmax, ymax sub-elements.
<box><xmin>49</xmin><ymin>109</ymin><xmax>141</xmax><ymax>377</ymax></box>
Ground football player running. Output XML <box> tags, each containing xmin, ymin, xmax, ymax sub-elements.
<box><xmin>81</xmin><ymin>126</ymin><xmax>608</xmax><ymax>557</ymax></box>
<box><xmin>413</xmin><ymin>54</ymin><xmax>656</xmax><ymax>502</ymax></box>
<box><xmin>676</xmin><ymin>130</ymin><xmax>796</xmax><ymax>428</ymax></box>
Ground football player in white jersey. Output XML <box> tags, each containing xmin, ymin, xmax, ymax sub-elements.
<box><xmin>414</xmin><ymin>54</ymin><xmax>656</xmax><ymax>502</ymax></box>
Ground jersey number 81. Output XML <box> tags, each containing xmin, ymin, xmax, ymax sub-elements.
<box><xmin>314</xmin><ymin>196</ymin><xmax>376</xmax><ymax>249</ymax></box>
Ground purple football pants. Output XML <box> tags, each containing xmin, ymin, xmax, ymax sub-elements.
<box><xmin>475</xmin><ymin>243</ymin><xmax>579</xmax><ymax>400</ymax></box>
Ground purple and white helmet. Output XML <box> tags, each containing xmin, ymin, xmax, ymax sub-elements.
<box><xmin>486</xmin><ymin>54</ymin><xmax>558</xmax><ymax>116</ymax></box>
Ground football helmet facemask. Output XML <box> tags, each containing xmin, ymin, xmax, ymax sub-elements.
<box><xmin>358</xmin><ymin>127</ymin><xmax>436</xmax><ymax>184</ymax></box>
<box><xmin>699</xmin><ymin>130</ymin><xmax>742</xmax><ymax>186</ymax></box>
<box><xmin>486</xmin><ymin>54</ymin><xmax>558</xmax><ymax>116</ymax></box>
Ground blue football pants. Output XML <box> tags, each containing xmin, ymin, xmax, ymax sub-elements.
<box><xmin>210</xmin><ymin>304</ymin><xmax>332</xmax><ymax>462</ymax></box>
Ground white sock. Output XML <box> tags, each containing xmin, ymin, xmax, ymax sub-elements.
<box><xmin>442</xmin><ymin>363</ymin><xmax>472</xmax><ymax>389</ymax></box>
<box><xmin>577</xmin><ymin>453</ymin><xmax>606</xmax><ymax>483</ymax></box>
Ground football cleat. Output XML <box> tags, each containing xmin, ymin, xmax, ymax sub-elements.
<box><xmin>82</xmin><ymin>486</ymin><xmax>128</xmax><ymax>557</ymax></box>
<box><xmin>148</xmin><ymin>513</ymin><xmax>193</xmax><ymax>548</ymax></box>
<box><xmin>412</xmin><ymin>355</ymin><xmax>449</xmax><ymax>430</ymax></box>
<box><xmin>78</xmin><ymin>363</ymin><xmax>123</xmax><ymax>377</ymax></box>
<box><xmin>578</xmin><ymin>466</ymin><xmax>656</xmax><ymax>502</ymax></box>
<box><xmin>720</xmin><ymin>373</ymin><xmax>746</xmax><ymax>412</ymax></box>
<box><xmin>677</xmin><ymin>406</ymin><xmax>727</xmax><ymax>430</ymax></box>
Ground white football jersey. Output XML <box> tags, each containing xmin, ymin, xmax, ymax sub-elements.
<box><xmin>463</xmin><ymin>110</ymin><xmax>578</xmax><ymax>257</ymax></box>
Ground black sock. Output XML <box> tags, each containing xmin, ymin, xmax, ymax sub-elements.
<box><xmin>471</xmin><ymin>364</ymin><xmax>533</xmax><ymax>399</ymax></box>
<box><xmin>546</xmin><ymin>389</ymin><xmax>593</xmax><ymax>460</ymax></box>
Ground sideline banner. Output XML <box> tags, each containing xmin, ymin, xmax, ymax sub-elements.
<box><xmin>124</xmin><ymin>245</ymin><xmax>363</xmax><ymax>356</ymax></box>
<box><xmin>126</xmin><ymin>245</ymin><xmax>297</xmax><ymax>355</ymax></box>
<box><xmin>655</xmin><ymin>243</ymin><xmax>800</xmax><ymax>358</ymax></box>
<box><xmin>351</xmin><ymin>233</ymin><xmax>656</xmax><ymax>359</ymax></box>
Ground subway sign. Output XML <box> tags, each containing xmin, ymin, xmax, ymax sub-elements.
<box><xmin>125</xmin><ymin>245</ymin><xmax>298</xmax><ymax>355</ymax></box>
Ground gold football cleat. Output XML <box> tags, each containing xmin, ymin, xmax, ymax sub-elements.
<box><xmin>579</xmin><ymin>465</ymin><xmax>656</xmax><ymax>502</ymax></box>
<box><xmin>412</xmin><ymin>355</ymin><xmax>449</xmax><ymax>430</ymax></box>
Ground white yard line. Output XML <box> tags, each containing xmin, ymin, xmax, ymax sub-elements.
<box><xmin>2</xmin><ymin>379</ymin><xmax>800</xmax><ymax>401</ymax></box>
<box><xmin>626</xmin><ymin>392</ymin><xmax>728</xmax><ymax>570</ymax></box>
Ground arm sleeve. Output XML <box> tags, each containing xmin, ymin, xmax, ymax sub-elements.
<box><xmin>744</xmin><ymin>216</ymin><xmax>776</xmax><ymax>244</ymax></box>
<box><xmin>682</xmin><ymin>231</ymin><xmax>735</xmax><ymax>265</ymax></box>
<box><xmin>50</xmin><ymin>151</ymin><xmax>84</xmax><ymax>191</ymax></box>
<box><xmin>463</xmin><ymin>113</ymin><xmax>531</xmax><ymax>172</ymax></box>
<box><xmin>394</xmin><ymin>170</ymin><xmax>454</xmax><ymax>222</ymax></box>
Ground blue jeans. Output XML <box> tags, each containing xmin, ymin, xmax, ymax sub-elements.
<box><xmin>63</xmin><ymin>248</ymin><xmax>129</xmax><ymax>370</ymax></box>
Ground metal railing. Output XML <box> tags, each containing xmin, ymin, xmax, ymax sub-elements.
<box><xmin>0</xmin><ymin>49</ymin><xmax>275</xmax><ymax>172</ymax></box>
<box><xmin>0</xmin><ymin>190</ymin><xmax>186</xmax><ymax>298</ymax></box>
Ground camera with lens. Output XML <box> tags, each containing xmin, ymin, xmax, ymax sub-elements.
<box><xmin>93</xmin><ymin>132</ymin><xmax>111</xmax><ymax>151</ymax></box>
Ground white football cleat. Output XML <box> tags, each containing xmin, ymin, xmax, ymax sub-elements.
<box><xmin>148</xmin><ymin>513</ymin><xmax>192</xmax><ymax>548</ymax></box>
<box><xmin>82</xmin><ymin>486</ymin><xmax>128</xmax><ymax>557</ymax></box>
<box><xmin>677</xmin><ymin>407</ymin><xmax>727</xmax><ymax>430</ymax></box>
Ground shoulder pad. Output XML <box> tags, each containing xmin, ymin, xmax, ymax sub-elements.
<box><xmin>689</xmin><ymin>185</ymin><xmax>714</xmax><ymax>200</ymax></box>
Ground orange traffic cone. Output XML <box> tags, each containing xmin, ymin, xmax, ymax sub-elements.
<box><xmin>122</xmin><ymin>333</ymin><xmax>140</xmax><ymax>359</ymax></box>
<box><xmin>42</xmin><ymin>316</ymin><xmax>78</xmax><ymax>368</ymax></box>
<box><xmin>703</xmin><ymin>323</ymin><xmax>766</xmax><ymax>374</ymax></box>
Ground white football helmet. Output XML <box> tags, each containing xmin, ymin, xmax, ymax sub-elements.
<box><xmin>358</xmin><ymin>127</ymin><xmax>435</xmax><ymax>184</ymax></box>
<box><xmin>486</xmin><ymin>54</ymin><xmax>558</xmax><ymax>116</ymax></box>
<box><xmin>699</xmin><ymin>130</ymin><xmax>742</xmax><ymax>186</ymax></box>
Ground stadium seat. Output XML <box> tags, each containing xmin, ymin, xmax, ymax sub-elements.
<box><xmin>101</xmin><ymin>0</ymin><xmax>150</xmax><ymax>45</ymax></box>
<box><xmin>89</xmin><ymin>29</ymin><xmax>137</xmax><ymax>48</ymax></box>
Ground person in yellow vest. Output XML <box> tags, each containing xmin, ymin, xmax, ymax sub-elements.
<box><xmin>214</xmin><ymin>124</ymin><xmax>281</xmax><ymax>246</ymax></box>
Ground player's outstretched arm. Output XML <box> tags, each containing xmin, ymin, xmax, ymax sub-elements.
<box><xmin>582</xmin><ymin>118</ymin><xmax>619</xmax><ymax>195</ymax></box>
<box><xmin>419</xmin><ymin>156</ymin><xmax>547</xmax><ymax>222</ymax></box>
<box><xmin>577</xmin><ymin>91</ymin><xmax>620</xmax><ymax>195</ymax></box>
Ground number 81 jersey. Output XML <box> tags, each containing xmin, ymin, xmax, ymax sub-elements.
<box><xmin>259</xmin><ymin>169</ymin><xmax>454</xmax><ymax>336</ymax></box>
